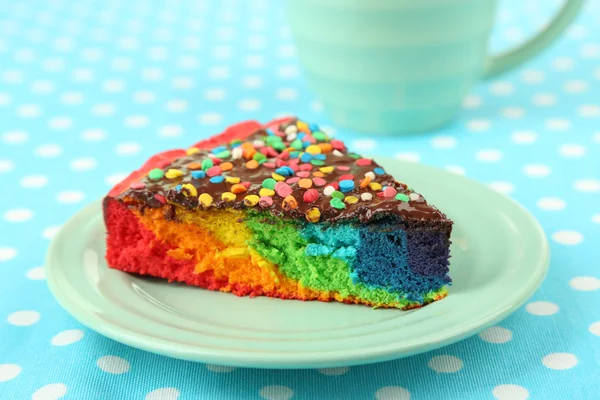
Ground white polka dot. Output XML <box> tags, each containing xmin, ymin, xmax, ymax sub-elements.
<box><xmin>177</xmin><ymin>56</ymin><xmax>199</xmax><ymax>70</ymax></box>
<box><xmin>172</xmin><ymin>76</ymin><xmax>195</xmax><ymax>90</ymax></box>
<box><xmin>492</xmin><ymin>384</ymin><xmax>530</xmax><ymax>400</ymax></box>
<box><xmin>141</xmin><ymin>68</ymin><xmax>164</xmax><ymax>81</ymax></box>
<box><xmin>115</xmin><ymin>142</ymin><xmax>141</xmax><ymax>156</ymax></box>
<box><xmin>97</xmin><ymin>355</ymin><xmax>130</xmax><ymax>374</ymax></box>
<box><xmin>158</xmin><ymin>125</ymin><xmax>183</xmax><ymax>138</ymax></box>
<box><xmin>311</xmin><ymin>101</ymin><xmax>324</xmax><ymax>112</ymax></box>
<box><xmin>467</xmin><ymin>119</ymin><xmax>491</xmax><ymax>132</ymax></box>
<box><xmin>69</xmin><ymin>157</ymin><xmax>97</xmax><ymax>172</ymax></box>
<box><xmin>182</xmin><ymin>37</ymin><xmax>201</xmax><ymax>51</ymax></box>
<box><xmin>56</xmin><ymin>191</ymin><xmax>85</xmax><ymax>204</ymax></box>
<box><xmin>569</xmin><ymin>276</ymin><xmax>600</xmax><ymax>291</ymax></box>
<box><xmin>462</xmin><ymin>94</ymin><xmax>481</xmax><ymax>108</ymax></box>
<box><xmin>199</xmin><ymin>113</ymin><xmax>223</xmax><ymax>125</ymax></box>
<box><xmin>213</xmin><ymin>45</ymin><xmax>233</xmax><ymax>59</ymax></box>
<box><xmin>581</xmin><ymin>43</ymin><xmax>600</xmax><ymax>59</ymax></box>
<box><xmin>559</xmin><ymin>144</ymin><xmax>586</xmax><ymax>158</ymax></box>
<box><xmin>589</xmin><ymin>321</ymin><xmax>600</xmax><ymax>337</ymax></box>
<box><xmin>3</xmin><ymin>209</ymin><xmax>33</xmax><ymax>223</ymax></box>
<box><xmin>0</xmin><ymin>364</ymin><xmax>22</xmax><ymax>382</ymax></box>
<box><xmin>101</xmin><ymin>79</ymin><xmax>125</xmax><ymax>93</ymax></box>
<box><xmin>2</xmin><ymin>69</ymin><xmax>25</xmax><ymax>84</ymax></box>
<box><xmin>238</xmin><ymin>99</ymin><xmax>262</xmax><ymax>111</ymax></box>
<box><xmin>105</xmin><ymin>173</ymin><xmax>128</xmax><ymax>186</ymax></box>
<box><xmin>42</xmin><ymin>58</ymin><xmax>66</xmax><ymax>72</ymax></box>
<box><xmin>532</xmin><ymin>93</ymin><xmax>557</xmax><ymax>106</ymax></box>
<box><xmin>51</xmin><ymin>329</ymin><xmax>84</xmax><ymax>346</ymax></box>
<box><xmin>7</xmin><ymin>310</ymin><xmax>40</xmax><ymax>326</ymax></box>
<box><xmin>542</xmin><ymin>353</ymin><xmax>578</xmax><ymax>370</ymax></box>
<box><xmin>42</xmin><ymin>226</ymin><xmax>61</xmax><ymax>239</ymax></box>
<box><xmin>204</xmin><ymin>88</ymin><xmax>226</xmax><ymax>101</ymax></box>
<box><xmin>91</xmin><ymin>103</ymin><xmax>116</xmax><ymax>116</ymax></box>
<box><xmin>259</xmin><ymin>385</ymin><xmax>294</xmax><ymax>400</ymax></box>
<box><xmin>35</xmin><ymin>144</ymin><xmax>62</xmax><ymax>158</ymax></box>
<box><xmin>82</xmin><ymin>129</ymin><xmax>106</xmax><ymax>142</ymax></box>
<box><xmin>111</xmin><ymin>57</ymin><xmax>132</xmax><ymax>71</ymax></box>
<box><xmin>395</xmin><ymin>152</ymin><xmax>420</xmax><ymax>163</ymax></box>
<box><xmin>564</xmin><ymin>79</ymin><xmax>588</xmax><ymax>93</ymax></box>
<box><xmin>0</xmin><ymin>160</ymin><xmax>14</xmax><ymax>173</ymax></box>
<box><xmin>479</xmin><ymin>326</ymin><xmax>513</xmax><ymax>343</ymax></box>
<box><xmin>244</xmin><ymin>55</ymin><xmax>264</xmax><ymax>68</ymax></box>
<box><xmin>431</xmin><ymin>136</ymin><xmax>456</xmax><ymax>149</ymax></box>
<box><xmin>488</xmin><ymin>182</ymin><xmax>514</xmax><ymax>195</ymax></box>
<box><xmin>317</xmin><ymin>367</ymin><xmax>349</xmax><ymax>375</ymax></box>
<box><xmin>552</xmin><ymin>230</ymin><xmax>583</xmax><ymax>245</ymax></box>
<box><xmin>526</xmin><ymin>301</ymin><xmax>559</xmax><ymax>316</ymax></box>
<box><xmin>15</xmin><ymin>48</ymin><xmax>36</xmax><ymax>63</ymax></box>
<box><xmin>206</xmin><ymin>365</ymin><xmax>236</xmax><ymax>372</ymax></box>
<box><xmin>0</xmin><ymin>93</ymin><xmax>12</xmax><ymax>106</ymax></box>
<box><xmin>60</xmin><ymin>92</ymin><xmax>84</xmax><ymax>105</ymax></box>
<box><xmin>351</xmin><ymin>139</ymin><xmax>376</xmax><ymax>151</ymax></box>
<box><xmin>490</xmin><ymin>81</ymin><xmax>515</xmax><ymax>95</ymax></box>
<box><xmin>552</xmin><ymin>57</ymin><xmax>574</xmax><ymax>71</ymax></box>
<box><xmin>242</xmin><ymin>76</ymin><xmax>263</xmax><ymax>89</ymax></box>
<box><xmin>522</xmin><ymin>71</ymin><xmax>545</xmax><ymax>85</ymax></box>
<box><xmin>523</xmin><ymin>164</ymin><xmax>551</xmax><ymax>177</ymax></box>
<box><xmin>2</xmin><ymin>130</ymin><xmax>29</xmax><ymax>144</ymax></box>
<box><xmin>32</xmin><ymin>383</ymin><xmax>67</xmax><ymax>400</ymax></box>
<box><xmin>148</xmin><ymin>46</ymin><xmax>168</xmax><ymax>61</ymax></box>
<box><xmin>428</xmin><ymin>355</ymin><xmax>463</xmax><ymax>373</ymax></box>
<box><xmin>0</xmin><ymin>247</ymin><xmax>17</xmax><ymax>262</ymax></box>
<box><xmin>118</xmin><ymin>37</ymin><xmax>138</xmax><ymax>50</ymax></box>
<box><xmin>594</xmin><ymin>132</ymin><xmax>600</xmax><ymax>143</ymax></box>
<box><xmin>537</xmin><ymin>198</ymin><xmax>566</xmax><ymax>211</ymax></box>
<box><xmin>592</xmin><ymin>214</ymin><xmax>600</xmax><ymax>224</ymax></box>
<box><xmin>445</xmin><ymin>165</ymin><xmax>466</xmax><ymax>175</ymax></box>
<box><xmin>145</xmin><ymin>388</ymin><xmax>181</xmax><ymax>400</ymax></box>
<box><xmin>567</xmin><ymin>24</ymin><xmax>588</xmax><ymax>39</ymax></box>
<box><xmin>545</xmin><ymin>118</ymin><xmax>571</xmax><ymax>130</ymax></box>
<box><xmin>578</xmin><ymin>104</ymin><xmax>600</xmax><ymax>118</ymax></box>
<box><xmin>501</xmin><ymin>107</ymin><xmax>525</xmax><ymax>118</ymax></box>
<box><xmin>71</xmin><ymin>68</ymin><xmax>94</xmax><ymax>82</ymax></box>
<box><xmin>81</xmin><ymin>48</ymin><xmax>103</xmax><ymax>62</ymax></box>
<box><xmin>165</xmin><ymin>100</ymin><xmax>188</xmax><ymax>113</ymax></box>
<box><xmin>30</xmin><ymin>80</ymin><xmax>54</xmax><ymax>95</ymax></box>
<box><xmin>17</xmin><ymin>104</ymin><xmax>42</xmax><ymax>118</ymax></box>
<box><xmin>375</xmin><ymin>386</ymin><xmax>411</xmax><ymax>400</ymax></box>
<box><xmin>125</xmin><ymin>115</ymin><xmax>149</xmax><ymax>128</ymax></box>
<box><xmin>133</xmin><ymin>91</ymin><xmax>156</xmax><ymax>104</ymax></box>
<box><xmin>573</xmin><ymin>179</ymin><xmax>600</xmax><ymax>192</ymax></box>
<box><xmin>208</xmin><ymin>66</ymin><xmax>230</xmax><ymax>79</ymax></box>
<box><xmin>26</xmin><ymin>266</ymin><xmax>46</xmax><ymax>280</ymax></box>
<box><xmin>476</xmin><ymin>149</ymin><xmax>503</xmax><ymax>162</ymax></box>
<box><xmin>275</xmin><ymin>88</ymin><xmax>298</xmax><ymax>101</ymax></box>
<box><xmin>277</xmin><ymin>65</ymin><xmax>299</xmax><ymax>78</ymax></box>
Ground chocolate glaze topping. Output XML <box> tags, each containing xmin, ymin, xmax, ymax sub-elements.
<box><xmin>115</xmin><ymin>119</ymin><xmax>449</xmax><ymax>223</ymax></box>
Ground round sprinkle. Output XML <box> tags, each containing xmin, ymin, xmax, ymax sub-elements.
<box><xmin>286</xmin><ymin>132</ymin><xmax>297</xmax><ymax>141</ymax></box>
<box><xmin>231</xmin><ymin>184</ymin><xmax>247</xmax><ymax>194</ymax></box>
<box><xmin>253</xmin><ymin>152</ymin><xmax>267</xmax><ymax>162</ymax></box>
<box><xmin>330</xmin><ymin>198</ymin><xmax>346</xmax><ymax>209</ymax></box>
<box><xmin>299</xmin><ymin>164</ymin><xmax>313</xmax><ymax>171</ymax></box>
<box><xmin>232</xmin><ymin>147</ymin><xmax>243</xmax><ymax>160</ymax></box>
<box><xmin>201</xmin><ymin>159</ymin><xmax>214</xmax><ymax>170</ymax></box>
<box><xmin>286</xmin><ymin>177</ymin><xmax>300</xmax><ymax>184</ymax></box>
<box><xmin>312</xmin><ymin>171</ymin><xmax>325</xmax><ymax>178</ymax></box>
<box><xmin>263</xmin><ymin>162</ymin><xmax>276</xmax><ymax>169</ymax></box>
<box><xmin>211</xmin><ymin>145</ymin><xmax>227</xmax><ymax>154</ymax></box>
<box><xmin>303</xmin><ymin>188</ymin><xmax>319</xmax><ymax>203</ymax></box>
<box><xmin>345</xmin><ymin>195</ymin><xmax>359</xmax><ymax>204</ymax></box>
<box><xmin>305</xmin><ymin>144</ymin><xmax>322</xmax><ymax>154</ymax></box>
<box><xmin>332</xmin><ymin>150</ymin><xmax>344</xmax><ymax>157</ymax></box>
<box><xmin>331</xmin><ymin>190</ymin><xmax>344</xmax><ymax>199</ymax></box>
<box><xmin>359</xmin><ymin>176</ymin><xmax>372</xmax><ymax>188</ymax></box>
<box><xmin>338</xmin><ymin>174</ymin><xmax>355</xmax><ymax>181</ymax></box>
<box><xmin>297</xmin><ymin>120</ymin><xmax>308</xmax><ymax>131</ymax></box>
<box><xmin>243</xmin><ymin>195</ymin><xmax>259</xmax><ymax>207</ymax></box>
<box><xmin>259</xmin><ymin>196</ymin><xmax>273</xmax><ymax>207</ymax></box>
<box><xmin>361</xmin><ymin>192</ymin><xmax>373</xmax><ymax>201</ymax></box>
<box><xmin>328</xmin><ymin>181</ymin><xmax>340</xmax><ymax>190</ymax></box>
<box><xmin>262</xmin><ymin>178</ymin><xmax>277</xmax><ymax>189</ymax></box>
<box><xmin>181</xmin><ymin>183</ymin><xmax>198</xmax><ymax>197</ymax></box>
<box><xmin>305</xmin><ymin>207</ymin><xmax>321</xmax><ymax>223</ymax></box>
<box><xmin>165</xmin><ymin>169</ymin><xmax>184</xmax><ymax>179</ymax></box>
<box><xmin>336</xmin><ymin>165</ymin><xmax>351</xmax><ymax>171</ymax></box>
<box><xmin>130</xmin><ymin>182</ymin><xmax>145</xmax><ymax>190</ymax></box>
<box><xmin>186</xmin><ymin>147</ymin><xmax>200</xmax><ymax>155</ymax></box>
<box><xmin>206</xmin><ymin>166</ymin><xmax>222</xmax><ymax>177</ymax></box>
<box><xmin>272</xmin><ymin>173</ymin><xmax>285</xmax><ymax>182</ymax></box>
<box><xmin>275</xmin><ymin>181</ymin><xmax>293</xmax><ymax>197</ymax></box>
<box><xmin>148</xmin><ymin>168</ymin><xmax>164</xmax><ymax>180</ymax></box>
<box><xmin>199</xmin><ymin>193</ymin><xmax>213</xmax><ymax>208</ymax></box>
<box><xmin>187</xmin><ymin>162</ymin><xmax>202</xmax><ymax>170</ymax></box>
<box><xmin>409</xmin><ymin>192</ymin><xmax>420</xmax><ymax>201</ymax></box>
<box><xmin>259</xmin><ymin>188</ymin><xmax>275</xmax><ymax>197</ymax></box>
<box><xmin>209</xmin><ymin>176</ymin><xmax>224</xmax><ymax>184</ymax></box>
<box><xmin>312</xmin><ymin>177</ymin><xmax>327</xmax><ymax>187</ymax></box>
<box><xmin>215</xmin><ymin>150</ymin><xmax>231</xmax><ymax>159</ymax></box>
<box><xmin>221</xmin><ymin>192</ymin><xmax>236</xmax><ymax>202</ymax></box>
<box><xmin>330</xmin><ymin>139</ymin><xmax>345</xmax><ymax>150</ymax></box>
<box><xmin>154</xmin><ymin>194</ymin><xmax>166</xmax><ymax>204</ymax></box>
<box><xmin>300</xmin><ymin>153</ymin><xmax>313</xmax><ymax>163</ymax></box>
<box><xmin>383</xmin><ymin>187</ymin><xmax>397</xmax><ymax>198</ymax></box>
<box><xmin>369</xmin><ymin>182</ymin><xmax>382</xmax><ymax>191</ymax></box>
<box><xmin>284</xmin><ymin>125</ymin><xmax>298</xmax><ymax>135</ymax></box>
<box><xmin>355</xmin><ymin>158</ymin><xmax>372</xmax><ymax>166</ymax></box>
<box><xmin>365</xmin><ymin>171</ymin><xmax>376</xmax><ymax>180</ymax></box>
<box><xmin>246</xmin><ymin>159</ymin><xmax>259</xmax><ymax>169</ymax></box>
<box><xmin>225</xmin><ymin>176</ymin><xmax>240</xmax><ymax>184</ymax></box>
<box><xmin>310</xmin><ymin>159</ymin><xmax>325</xmax><ymax>166</ymax></box>
<box><xmin>220</xmin><ymin>162</ymin><xmax>233</xmax><ymax>171</ymax></box>
<box><xmin>296</xmin><ymin>171</ymin><xmax>310</xmax><ymax>178</ymax></box>
<box><xmin>374</xmin><ymin>167</ymin><xmax>385</xmax><ymax>175</ymax></box>
<box><xmin>282</xmin><ymin>195</ymin><xmax>299</xmax><ymax>210</ymax></box>
<box><xmin>313</xmin><ymin>131</ymin><xmax>327</xmax><ymax>141</ymax></box>
<box><xmin>395</xmin><ymin>193</ymin><xmax>410</xmax><ymax>202</ymax></box>
<box><xmin>323</xmin><ymin>186</ymin><xmax>335</xmax><ymax>196</ymax></box>
<box><xmin>191</xmin><ymin>170</ymin><xmax>206</xmax><ymax>179</ymax></box>
<box><xmin>275</xmin><ymin>166</ymin><xmax>294</xmax><ymax>176</ymax></box>
<box><xmin>298</xmin><ymin>178</ymin><xmax>313</xmax><ymax>189</ymax></box>
<box><xmin>319</xmin><ymin>166</ymin><xmax>334</xmax><ymax>174</ymax></box>
<box><xmin>339</xmin><ymin>180</ymin><xmax>355</xmax><ymax>193</ymax></box>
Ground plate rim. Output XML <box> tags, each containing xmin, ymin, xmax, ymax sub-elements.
<box><xmin>46</xmin><ymin>159</ymin><xmax>550</xmax><ymax>369</ymax></box>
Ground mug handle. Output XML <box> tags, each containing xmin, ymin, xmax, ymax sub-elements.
<box><xmin>484</xmin><ymin>0</ymin><xmax>584</xmax><ymax>79</ymax></box>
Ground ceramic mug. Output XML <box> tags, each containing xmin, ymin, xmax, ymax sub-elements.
<box><xmin>285</xmin><ymin>0</ymin><xmax>583</xmax><ymax>134</ymax></box>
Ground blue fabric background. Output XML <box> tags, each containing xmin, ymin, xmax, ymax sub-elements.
<box><xmin>1</xmin><ymin>0</ymin><xmax>599</xmax><ymax>399</ymax></box>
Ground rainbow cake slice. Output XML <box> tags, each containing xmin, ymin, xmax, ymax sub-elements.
<box><xmin>104</xmin><ymin>117</ymin><xmax>452</xmax><ymax>309</ymax></box>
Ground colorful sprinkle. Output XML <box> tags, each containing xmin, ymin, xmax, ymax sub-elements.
<box><xmin>361</xmin><ymin>192</ymin><xmax>373</xmax><ymax>201</ymax></box>
<box><xmin>365</xmin><ymin>171</ymin><xmax>376</xmax><ymax>180</ymax></box>
<box><xmin>259</xmin><ymin>196</ymin><xmax>273</xmax><ymax>207</ymax></box>
<box><xmin>262</xmin><ymin>178</ymin><xmax>277</xmax><ymax>189</ymax></box>
<box><xmin>330</xmin><ymin>139</ymin><xmax>345</xmax><ymax>150</ymax></box>
<box><xmin>199</xmin><ymin>193</ymin><xmax>213</xmax><ymax>208</ymax></box>
<box><xmin>409</xmin><ymin>192</ymin><xmax>421</xmax><ymax>201</ymax></box>
<box><xmin>319</xmin><ymin>166</ymin><xmax>334</xmax><ymax>174</ymax></box>
<box><xmin>243</xmin><ymin>195</ymin><xmax>260</xmax><ymax>207</ymax></box>
<box><xmin>263</xmin><ymin>162</ymin><xmax>276</xmax><ymax>169</ymax></box>
<box><xmin>286</xmin><ymin>177</ymin><xmax>300</xmax><ymax>184</ymax></box>
<box><xmin>191</xmin><ymin>170</ymin><xmax>206</xmax><ymax>179</ymax></box>
<box><xmin>148</xmin><ymin>168</ymin><xmax>164</xmax><ymax>180</ymax></box>
<box><xmin>318</xmin><ymin>143</ymin><xmax>332</xmax><ymax>153</ymax></box>
<box><xmin>186</xmin><ymin>147</ymin><xmax>200</xmax><ymax>155</ymax></box>
<box><xmin>253</xmin><ymin>152</ymin><xmax>267</xmax><ymax>162</ymax></box>
<box><xmin>259</xmin><ymin>188</ymin><xmax>275</xmax><ymax>197</ymax></box>
<box><xmin>215</xmin><ymin>150</ymin><xmax>231</xmax><ymax>159</ymax></box>
<box><xmin>345</xmin><ymin>195</ymin><xmax>359</xmax><ymax>204</ymax></box>
<box><xmin>298</xmin><ymin>178</ymin><xmax>313</xmax><ymax>189</ymax></box>
<box><xmin>313</xmin><ymin>131</ymin><xmax>327</xmax><ymax>141</ymax></box>
<box><xmin>383</xmin><ymin>187</ymin><xmax>397</xmax><ymax>198</ymax></box>
<box><xmin>154</xmin><ymin>194</ymin><xmax>166</xmax><ymax>204</ymax></box>
<box><xmin>275</xmin><ymin>181</ymin><xmax>293</xmax><ymax>197</ymax></box>
<box><xmin>355</xmin><ymin>158</ymin><xmax>372</xmax><ymax>166</ymax></box>
<box><xmin>206</xmin><ymin>166</ymin><xmax>222</xmax><ymax>177</ymax></box>
<box><xmin>310</xmin><ymin>159</ymin><xmax>325</xmax><ymax>166</ymax></box>
<box><xmin>312</xmin><ymin>171</ymin><xmax>325</xmax><ymax>178</ymax></box>
<box><xmin>209</xmin><ymin>176</ymin><xmax>224</xmax><ymax>184</ymax></box>
<box><xmin>211</xmin><ymin>145</ymin><xmax>227</xmax><ymax>154</ymax></box>
<box><xmin>231</xmin><ymin>184</ymin><xmax>247</xmax><ymax>194</ymax></box>
<box><xmin>241</xmin><ymin>181</ymin><xmax>252</xmax><ymax>189</ymax></box>
<box><xmin>300</xmin><ymin>153</ymin><xmax>313</xmax><ymax>163</ymax></box>
<box><xmin>305</xmin><ymin>207</ymin><xmax>321</xmax><ymax>223</ymax></box>
<box><xmin>312</xmin><ymin>177</ymin><xmax>327</xmax><ymax>187</ymax></box>
<box><xmin>187</xmin><ymin>162</ymin><xmax>202</xmax><ymax>170</ymax></box>
<box><xmin>331</xmin><ymin>190</ymin><xmax>344</xmax><ymax>199</ymax></box>
<box><xmin>231</xmin><ymin>147</ymin><xmax>243</xmax><ymax>160</ymax></box>
<box><xmin>305</xmin><ymin>144</ymin><xmax>321</xmax><ymax>154</ymax></box>
<box><xmin>246</xmin><ymin>160</ymin><xmax>259</xmax><ymax>169</ymax></box>
<box><xmin>272</xmin><ymin>173</ymin><xmax>285</xmax><ymax>182</ymax></box>
<box><xmin>395</xmin><ymin>193</ymin><xmax>410</xmax><ymax>202</ymax></box>
<box><xmin>299</xmin><ymin>164</ymin><xmax>313</xmax><ymax>171</ymax></box>
<box><xmin>201</xmin><ymin>159</ymin><xmax>213</xmax><ymax>171</ymax></box>
<box><xmin>330</xmin><ymin>198</ymin><xmax>346</xmax><ymax>209</ymax></box>
<box><xmin>220</xmin><ymin>162</ymin><xmax>233</xmax><ymax>171</ymax></box>
<box><xmin>369</xmin><ymin>182</ymin><xmax>382</xmax><ymax>191</ymax></box>
<box><xmin>323</xmin><ymin>186</ymin><xmax>335</xmax><ymax>196</ymax></box>
<box><xmin>221</xmin><ymin>192</ymin><xmax>236</xmax><ymax>202</ymax></box>
<box><xmin>332</xmin><ymin>150</ymin><xmax>344</xmax><ymax>157</ymax></box>
<box><xmin>225</xmin><ymin>176</ymin><xmax>240</xmax><ymax>184</ymax></box>
<box><xmin>336</xmin><ymin>165</ymin><xmax>351</xmax><ymax>171</ymax></box>
<box><xmin>339</xmin><ymin>180</ymin><xmax>355</xmax><ymax>193</ymax></box>
<box><xmin>130</xmin><ymin>182</ymin><xmax>145</xmax><ymax>190</ymax></box>
<box><xmin>165</xmin><ymin>169</ymin><xmax>184</xmax><ymax>179</ymax></box>
<box><xmin>374</xmin><ymin>167</ymin><xmax>385</xmax><ymax>175</ymax></box>
<box><xmin>282</xmin><ymin>195</ymin><xmax>299</xmax><ymax>210</ymax></box>
<box><xmin>296</xmin><ymin>171</ymin><xmax>310</xmax><ymax>178</ymax></box>
<box><xmin>275</xmin><ymin>166</ymin><xmax>294</xmax><ymax>176</ymax></box>
<box><xmin>284</xmin><ymin>125</ymin><xmax>298</xmax><ymax>135</ymax></box>
<box><xmin>359</xmin><ymin>176</ymin><xmax>372</xmax><ymax>188</ymax></box>
<box><xmin>180</xmin><ymin>183</ymin><xmax>198</xmax><ymax>197</ymax></box>
<box><xmin>303</xmin><ymin>188</ymin><xmax>319</xmax><ymax>203</ymax></box>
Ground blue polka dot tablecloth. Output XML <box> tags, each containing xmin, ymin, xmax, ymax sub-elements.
<box><xmin>1</xmin><ymin>0</ymin><xmax>599</xmax><ymax>399</ymax></box>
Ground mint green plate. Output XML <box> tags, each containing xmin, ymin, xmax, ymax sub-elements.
<box><xmin>46</xmin><ymin>158</ymin><xmax>549</xmax><ymax>369</ymax></box>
